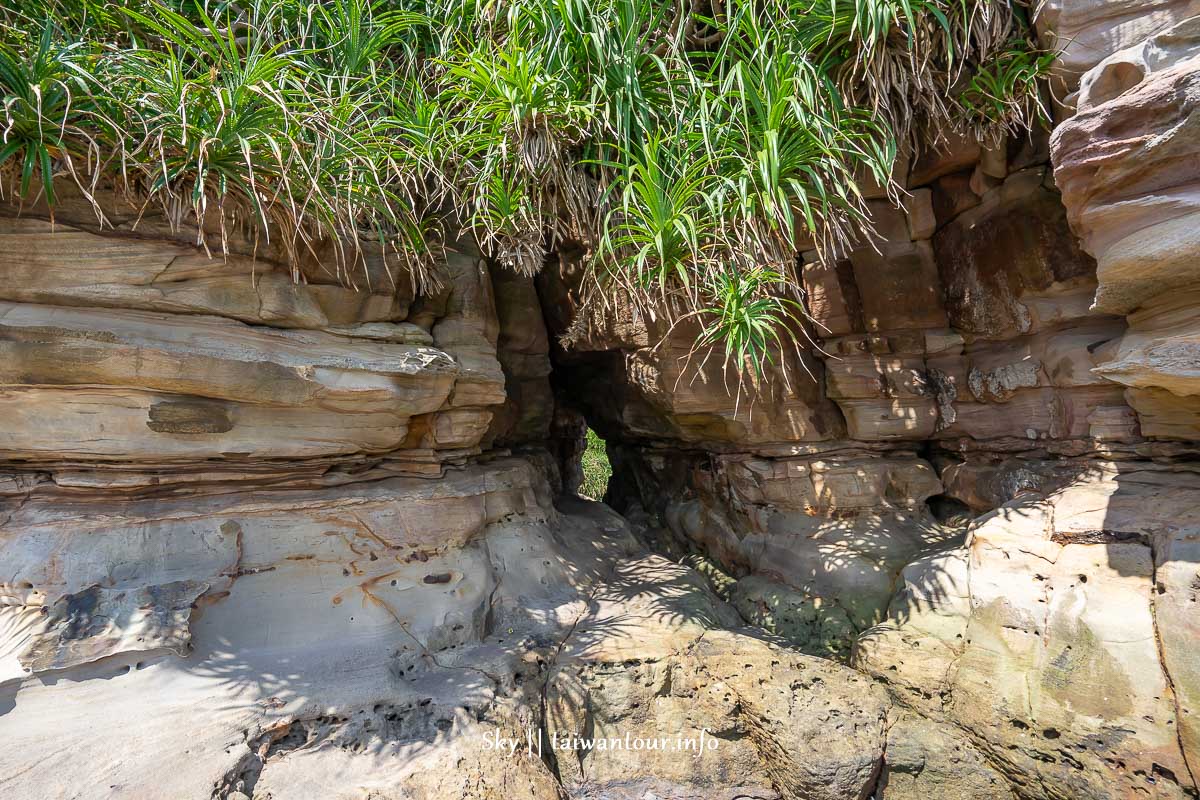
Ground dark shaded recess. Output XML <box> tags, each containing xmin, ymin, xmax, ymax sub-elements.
<box><xmin>934</xmin><ymin>181</ymin><xmax>1095</xmax><ymax>338</ymax></box>
<box><xmin>485</xmin><ymin>261</ymin><xmax>556</xmax><ymax>451</ymax></box>
<box><xmin>147</xmin><ymin>399</ymin><xmax>235</xmax><ymax>434</ymax></box>
<box><xmin>549</xmin><ymin>350</ymin><xmax>630</xmax><ymax>503</ymax></box>
<box><xmin>832</xmin><ymin>258</ymin><xmax>867</xmax><ymax>333</ymax></box>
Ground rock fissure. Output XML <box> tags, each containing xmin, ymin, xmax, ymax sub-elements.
<box><xmin>1150</xmin><ymin>541</ymin><xmax>1200</xmax><ymax>797</ymax></box>
<box><xmin>4</xmin><ymin>6</ymin><xmax>1200</xmax><ymax>798</ymax></box>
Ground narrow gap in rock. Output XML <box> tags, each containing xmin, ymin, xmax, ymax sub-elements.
<box><xmin>577</xmin><ymin>428</ymin><xmax>611</xmax><ymax>501</ymax></box>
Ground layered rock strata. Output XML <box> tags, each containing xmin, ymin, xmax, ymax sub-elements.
<box><xmin>4</xmin><ymin>3</ymin><xmax>1200</xmax><ymax>798</ymax></box>
<box><xmin>0</xmin><ymin>457</ymin><xmax>898</xmax><ymax>800</ymax></box>
<box><xmin>540</xmin><ymin>6</ymin><xmax>1200</xmax><ymax>798</ymax></box>
<box><xmin>0</xmin><ymin>207</ymin><xmax>899</xmax><ymax>800</ymax></box>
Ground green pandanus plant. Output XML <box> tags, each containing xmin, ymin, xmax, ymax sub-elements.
<box><xmin>0</xmin><ymin>0</ymin><xmax>1052</xmax><ymax>384</ymax></box>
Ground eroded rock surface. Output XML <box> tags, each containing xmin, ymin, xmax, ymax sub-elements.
<box><xmin>534</xmin><ymin>6</ymin><xmax>1200</xmax><ymax>799</ymax></box>
<box><xmin>0</xmin><ymin>459</ymin><xmax>896</xmax><ymax>800</ymax></box>
<box><xmin>0</xmin><ymin>207</ymin><xmax>889</xmax><ymax>800</ymax></box>
<box><xmin>858</xmin><ymin>468</ymin><xmax>1200</xmax><ymax>799</ymax></box>
<box><xmin>1035</xmin><ymin>0</ymin><xmax>1200</xmax><ymax>109</ymax></box>
<box><xmin>5</xmin><ymin>4</ymin><xmax>1200</xmax><ymax>798</ymax></box>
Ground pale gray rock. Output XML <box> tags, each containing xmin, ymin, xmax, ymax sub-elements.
<box><xmin>858</xmin><ymin>468</ymin><xmax>1200</xmax><ymax>799</ymax></box>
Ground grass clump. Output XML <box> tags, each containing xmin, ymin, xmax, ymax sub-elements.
<box><xmin>579</xmin><ymin>428</ymin><xmax>612</xmax><ymax>500</ymax></box>
<box><xmin>0</xmin><ymin>0</ymin><xmax>1052</xmax><ymax>371</ymax></box>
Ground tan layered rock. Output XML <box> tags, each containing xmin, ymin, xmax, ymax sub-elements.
<box><xmin>0</xmin><ymin>459</ymin><xmax>556</xmax><ymax>796</ymax></box>
<box><xmin>538</xmin><ymin>14</ymin><xmax>1200</xmax><ymax>797</ymax></box>
<box><xmin>1093</xmin><ymin>290</ymin><xmax>1200</xmax><ymax>440</ymax></box>
<box><xmin>0</xmin><ymin>459</ymin><xmax>898</xmax><ymax>800</ymax></box>
<box><xmin>0</xmin><ymin>218</ymin><xmax>408</xmax><ymax>328</ymax></box>
<box><xmin>0</xmin><ymin>217</ymin><xmax>507</xmax><ymax>468</ymax></box>
<box><xmin>1096</xmin><ymin>290</ymin><xmax>1200</xmax><ymax>398</ymax></box>
<box><xmin>791</xmin><ymin>163</ymin><xmax>1135</xmax><ymax>453</ymax></box>
<box><xmin>1051</xmin><ymin>14</ymin><xmax>1200</xmax><ymax>446</ymax></box>
<box><xmin>932</xmin><ymin>169</ymin><xmax>1095</xmax><ymax>340</ymax></box>
<box><xmin>485</xmin><ymin>264</ymin><xmax>554</xmax><ymax>448</ymax></box>
<box><xmin>0</xmin><ymin>301</ymin><xmax>459</xmax><ymax>459</ymax></box>
<box><xmin>547</xmin><ymin>628</ymin><xmax>888</xmax><ymax>800</ymax></box>
<box><xmin>1052</xmin><ymin>17</ymin><xmax>1200</xmax><ymax>318</ymax></box>
<box><xmin>0</xmin><ymin>387</ymin><xmax>417</xmax><ymax>460</ymax></box>
<box><xmin>875</xmin><ymin>711</ymin><xmax>1016</xmax><ymax>800</ymax></box>
<box><xmin>821</xmin><ymin>332</ymin><xmax>941</xmax><ymax>441</ymax></box>
<box><xmin>613</xmin><ymin>447</ymin><xmax>958</xmax><ymax>657</ymax></box>
<box><xmin>540</xmin><ymin>513</ymin><xmax>889</xmax><ymax>800</ymax></box>
<box><xmin>1035</xmin><ymin>0</ymin><xmax>1200</xmax><ymax>108</ymax></box>
<box><xmin>557</xmin><ymin>318</ymin><xmax>844</xmax><ymax>447</ymax></box>
<box><xmin>4</xmin><ymin>6</ymin><xmax>1200</xmax><ymax>796</ymax></box>
<box><xmin>857</xmin><ymin>467</ymin><xmax>1200</xmax><ymax>799</ymax></box>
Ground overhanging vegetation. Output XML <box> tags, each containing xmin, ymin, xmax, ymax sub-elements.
<box><xmin>0</xmin><ymin>0</ymin><xmax>1051</xmax><ymax>369</ymax></box>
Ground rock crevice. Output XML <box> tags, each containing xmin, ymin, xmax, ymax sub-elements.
<box><xmin>4</xmin><ymin>3</ymin><xmax>1200</xmax><ymax>798</ymax></box>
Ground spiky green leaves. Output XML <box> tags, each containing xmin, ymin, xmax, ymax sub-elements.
<box><xmin>0</xmin><ymin>0</ymin><xmax>1052</xmax><ymax>380</ymax></box>
<box><xmin>0</xmin><ymin>17</ymin><xmax>94</xmax><ymax>205</ymax></box>
<box><xmin>436</xmin><ymin>31</ymin><xmax>594</xmax><ymax>273</ymax></box>
<box><xmin>0</xmin><ymin>0</ymin><xmax>449</xmax><ymax>287</ymax></box>
<box><xmin>699</xmin><ymin>265</ymin><xmax>806</xmax><ymax>376</ymax></box>
<box><xmin>959</xmin><ymin>43</ymin><xmax>1056</xmax><ymax>132</ymax></box>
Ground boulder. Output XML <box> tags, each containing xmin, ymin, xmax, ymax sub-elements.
<box><xmin>858</xmin><ymin>468</ymin><xmax>1200</xmax><ymax>799</ymax></box>
<box><xmin>544</xmin><ymin>549</ymin><xmax>889</xmax><ymax>800</ymax></box>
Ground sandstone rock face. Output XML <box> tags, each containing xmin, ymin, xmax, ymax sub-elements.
<box><xmin>566</xmin><ymin>129</ymin><xmax>1165</xmax><ymax>676</ymax></box>
<box><xmin>0</xmin><ymin>206</ymin><xmax>907</xmax><ymax>800</ymax></box>
<box><xmin>0</xmin><ymin>458</ymin><xmax>555</xmax><ymax>798</ymax></box>
<box><xmin>536</xmin><ymin>8</ymin><xmax>1200</xmax><ymax>798</ymax></box>
<box><xmin>1035</xmin><ymin>0</ymin><xmax>1200</xmax><ymax>109</ymax></box>
<box><xmin>541</xmin><ymin>528</ymin><xmax>890</xmax><ymax>800</ymax></box>
<box><xmin>1051</xmin><ymin>15</ymin><xmax>1200</xmax><ymax>448</ymax></box>
<box><xmin>0</xmin><ymin>301</ymin><xmax>461</xmax><ymax>460</ymax></box>
<box><xmin>875</xmin><ymin>711</ymin><xmax>1016</xmax><ymax>800</ymax></box>
<box><xmin>0</xmin><ymin>209</ymin><xmax>553</xmax><ymax>798</ymax></box>
<box><xmin>1053</xmin><ymin>17</ymin><xmax>1200</xmax><ymax>318</ymax></box>
<box><xmin>608</xmin><ymin>448</ymin><xmax>957</xmax><ymax>659</ymax></box>
<box><xmin>0</xmin><ymin>216</ymin><xmax>406</xmax><ymax>326</ymax></box>
<box><xmin>0</xmin><ymin>458</ymin><xmax>897</xmax><ymax>800</ymax></box>
<box><xmin>6</xmin><ymin>5</ymin><xmax>1200</xmax><ymax>797</ymax></box>
<box><xmin>0</xmin><ymin>217</ymin><xmax>507</xmax><ymax>469</ymax></box>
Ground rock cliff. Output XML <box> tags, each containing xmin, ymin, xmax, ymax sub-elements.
<box><xmin>3</xmin><ymin>2</ymin><xmax>1200</xmax><ymax>799</ymax></box>
<box><xmin>540</xmin><ymin>3</ymin><xmax>1200</xmax><ymax>798</ymax></box>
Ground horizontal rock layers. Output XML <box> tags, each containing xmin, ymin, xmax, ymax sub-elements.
<box><xmin>858</xmin><ymin>467</ymin><xmax>1200</xmax><ymax>799</ymax></box>
<box><xmin>1</xmin><ymin>454</ymin><xmax>909</xmax><ymax>800</ymax></box>
<box><xmin>5</xmin><ymin>2</ymin><xmax>1200</xmax><ymax>798</ymax></box>
<box><xmin>0</xmin><ymin>207</ymin><xmax>899</xmax><ymax>800</ymax></box>
<box><xmin>541</xmin><ymin>5</ymin><xmax>1200</xmax><ymax>798</ymax></box>
<box><xmin>0</xmin><ymin>216</ymin><xmax>506</xmax><ymax>471</ymax></box>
